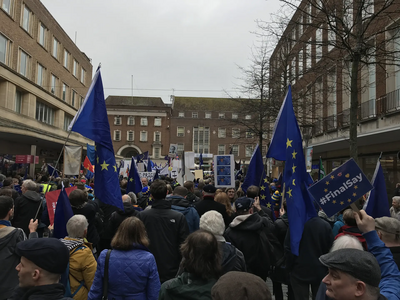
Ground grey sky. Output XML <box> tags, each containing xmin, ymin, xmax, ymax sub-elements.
<box><xmin>41</xmin><ymin>0</ymin><xmax>281</xmax><ymax>103</ymax></box>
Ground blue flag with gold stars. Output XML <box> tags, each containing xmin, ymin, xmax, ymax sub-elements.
<box><xmin>126</xmin><ymin>156</ymin><xmax>142</xmax><ymax>194</ymax></box>
<box><xmin>266</xmin><ymin>85</ymin><xmax>317</xmax><ymax>256</ymax></box>
<box><xmin>68</xmin><ymin>67</ymin><xmax>123</xmax><ymax>210</ymax></box>
<box><xmin>241</xmin><ymin>145</ymin><xmax>264</xmax><ymax>194</ymax></box>
<box><xmin>259</xmin><ymin>171</ymin><xmax>274</xmax><ymax>220</ymax></box>
<box><xmin>309</xmin><ymin>158</ymin><xmax>373</xmax><ymax>218</ymax></box>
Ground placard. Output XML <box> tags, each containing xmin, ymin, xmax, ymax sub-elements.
<box><xmin>214</xmin><ymin>155</ymin><xmax>235</xmax><ymax>188</ymax></box>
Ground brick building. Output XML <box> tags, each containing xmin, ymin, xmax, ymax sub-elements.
<box><xmin>0</xmin><ymin>0</ymin><xmax>92</xmax><ymax>173</ymax></box>
<box><xmin>269</xmin><ymin>0</ymin><xmax>400</xmax><ymax>192</ymax></box>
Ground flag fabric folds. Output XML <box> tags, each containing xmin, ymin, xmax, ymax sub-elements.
<box><xmin>64</xmin><ymin>145</ymin><xmax>82</xmax><ymax>175</ymax></box>
<box><xmin>147</xmin><ymin>156</ymin><xmax>152</xmax><ymax>172</ymax></box>
<box><xmin>83</xmin><ymin>156</ymin><xmax>94</xmax><ymax>172</ymax></box>
<box><xmin>87</xmin><ymin>144</ymin><xmax>96</xmax><ymax>165</ymax></box>
<box><xmin>47</xmin><ymin>164</ymin><xmax>59</xmax><ymax>178</ymax></box>
<box><xmin>266</xmin><ymin>85</ymin><xmax>317</xmax><ymax>256</ymax></box>
<box><xmin>365</xmin><ymin>159</ymin><xmax>390</xmax><ymax>218</ymax></box>
<box><xmin>241</xmin><ymin>145</ymin><xmax>264</xmax><ymax>194</ymax></box>
<box><xmin>319</xmin><ymin>157</ymin><xmax>325</xmax><ymax>180</ymax></box>
<box><xmin>53</xmin><ymin>186</ymin><xmax>74</xmax><ymax>239</ymax></box>
<box><xmin>136</xmin><ymin>151</ymin><xmax>148</xmax><ymax>163</ymax></box>
<box><xmin>199</xmin><ymin>153</ymin><xmax>203</xmax><ymax>169</ymax></box>
<box><xmin>126</xmin><ymin>157</ymin><xmax>142</xmax><ymax>194</ymax></box>
<box><xmin>68</xmin><ymin>68</ymin><xmax>122</xmax><ymax>210</ymax></box>
<box><xmin>259</xmin><ymin>171</ymin><xmax>274</xmax><ymax>220</ymax></box>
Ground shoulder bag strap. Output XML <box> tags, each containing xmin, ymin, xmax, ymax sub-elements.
<box><xmin>102</xmin><ymin>249</ymin><xmax>112</xmax><ymax>300</ymax></box>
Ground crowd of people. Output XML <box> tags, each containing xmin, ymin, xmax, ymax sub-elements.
<box><xmin>0</xmin><ymin>170</ymin><xmax>400</xmax><ymax>300</ymax></box>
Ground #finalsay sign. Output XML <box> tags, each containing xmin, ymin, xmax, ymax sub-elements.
<box><xmin>308</xmin><ymin>158</ymin><xmax>373</xmax><ymax>218</ymax></box>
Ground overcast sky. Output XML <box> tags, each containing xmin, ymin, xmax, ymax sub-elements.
<box><xmin>41</xmin><ymin>0</ymin><xmax>281</xmax><ymax>103</ymax></box>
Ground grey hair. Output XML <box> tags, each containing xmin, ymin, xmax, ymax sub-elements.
<box><xmin>0</xmin><ymin>174</ymin><xmax>6</xmax><ymax>182</ymax></box>
<box><xmin>66</xmin><ymin>214</ymin><xmax>88</xmax><ymax>238</ymax></box>
<box><xmin>392</xmin><ymin>196</ymin><xmax>400</xmax><ymax>204</ymax></box>
<box><xmin>200</xmin><ymin>210</ymin><xmax>225</xmax><ymax>236</ymax></box>
<box><xmin>330</xmin><ymin>235</ymin><xmax>363</xmax><ymax>252</ymax></box>
<box><xmin>22</xmin><ymin>179</ymin><xmax>37</xmax><ymax>191</ymax></box>
<box><xmin>128</xmin><ymin>192</ymin><xmax>137</xmax><ymax>205</ymax></box>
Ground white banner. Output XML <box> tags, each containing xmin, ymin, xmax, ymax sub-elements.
<box><xmin>64</xmin><ymin>145</ymin><xmax>82</xmax><ymax>175</ymax></box>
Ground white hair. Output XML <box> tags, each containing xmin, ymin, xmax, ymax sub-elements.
<box><xmin>22</xmin><ymin>179</ymin><xmax>37</xmax><ymax>191</ymax></box>
<box><xmin>330</xmin><ymin>235</ymin><xmax>363</xmax><ymax>252</ymax></box>
<box><xmin>128</xmin><ymin>192</ymin><xmax>137</xmax><ymax>205</ymax></box>
<box><xmin>200</xmin><ymin>210</ymin><xmax>225</xmax><ymax>236</ymax></box>
<box><xmin>66</xmin><ymin>215</ymin><xmax>88</xmax><ymax>238</ymax></box>
<box><xmin>392</xmin><ymin>196</ymin><xmax>400</xmax><ymax>204</ymax></box>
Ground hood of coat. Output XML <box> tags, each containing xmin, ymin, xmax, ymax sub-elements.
<box><xmin>229</xmin><ymin>213</ymin><xmax>264</xmax><ymax>231</ymax></box>
<box><xmin>167</xmin><ymin>195</ymin><xmax>191</xmax><ymax>208</ymax></box>
<box><xmin>0</xmin><ymin>227</ymin><xmax>23</xmax><ymax>250</ymax></box>
<box><xmin>117</xmin><ymin>202</ymin><xmax>138</xmax><ymax>216</ymax></box>
<box><xmin>22</xmin><ymin>190</ymin><xmax>41</xmax><ymax>202</ymax></box>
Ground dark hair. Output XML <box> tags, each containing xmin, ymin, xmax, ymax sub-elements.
<box><xmin>180</xmin><ymin>229</ymin><xmax>221</xmax><ymax>280</ymax></box>
<box><xmin>184</xmin><ymin>181</ymin><xmax>194</xmax><ymax>191</ymax></box>
<box><xmin>3</xmin><ymin>178</ymin><xmax>12</xmax><ymax>187</ymax></box>
<box><xmin>0</xmin><ymin>196</ymin><xmax>13</xmax><ymax>219</ymax></box>
<box><xmin>68</xmin><ymin>189</ymin><xmax>88</xmax><ymax>208</ymax></box>
<box><xmin>111</xmin><ymin>217</ymin><xmax>149</xmax><ymax>250</ymax></box>
<box><xmin>149</xmin><ymin>179</ymin><xmax>167</xmax><ymax>200</ymax></box>
<box><xmin>343</xmin><ymin>209</ymin><xmax>357</xmax><ymax>226</ymax></box>
<box><xmin>246</xmin><ymin>185</ymin><xmax>259</xmax><ymax>199</ymax></box>
<box><xmin>173</xmin><ymin>186</ymin><xmax>188</xmax><ymax>197</ymax></box>
<box><xmin>0</xmin><ymin>189</ymin><xmax>13</xmax><ymax>197</ymax></box>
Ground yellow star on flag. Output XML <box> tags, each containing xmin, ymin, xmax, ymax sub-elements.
<box><xmin>100</xmin><ymin>161</ymin><xmax>109</xmax><ymax>171</ymax></box>
<box><xmin>286</xmin><ymin>188</ymin><xmax>293</xmax><ymax>198</ymax></box>
<box><xmin>261</xmin><ymin>195</ymin><xmax>266</xmax><ymax>200</ymax></box>
<box><xmin>260</xmin><ymin>185</ymin><xmax>266</xmax><ymax>191</ymax></box>
<box><xmin>97</xmin><ymin>156</ymin><xmax>99</xmax><ymax>164</ymax></box>
<box><xmin>130</xmin><ymin>178</ymin><xmax>133</xmax><ymax>182</ymax></box>
<box><xmin>324</xmin><ymin>188</ymin><xmax>328</xmax><ymax>192</ymax></box>
<box><xmin>94</xmin><ymin>145</ymin><xmax>97</xmax><ymax>151</ymax></box>
<box><xmin>340</xmin><ymin>201</ymin><xmax>344</xmax><ymax>205</ymax></box>
<box><xmin>353</xmin><ymin>193</ymin><xmax>357</xmax><ymax>197</ymax></box>
<box><xmin>113</xmin><ymin>165</ymin><xmax>117</xmax><ymax>172</ymax></box>
<box><xmin>333</xmin><ymin>200</ymin><xmax>337</xmax><ymax>204</ymax></box>
<box><xmin>348</xmin><ymin>199</ymin><xmax>352</xmax><ymax>203</ymax></box>
<box><xmin>354</xmin><ymin>185</ymin><xmax>358</xmax><ymax>189</ymax></box>
<box><xmin>292</xmin><ymin>150</ymin><xmax>297</xmax><ymax>159</ymax></box>
<box><xmin>330</xmin><ymin>175</ymin><xmax>335</xmax><ymax>179</ymax></box>
<box><xmin>286</xmin><ymin>138</ymin><xmax>293</xmax><ymax>148</ymax></box>
<box><xmin>264</xmin><ymin>178</ymin><xmax>268</xmax><ymax>183</ymax></box>
<box><xmin>292</xmin><ymin>164</ymin><xmax>297</xmax><ymax>173</ymax></box>
<box><xmin>325</xmin><ymin>181</ymin><xmax>330</xmax><ymax>185</ymax></box>
<box><xmin>292</xmin><ymin>179</ymin><xmax>296</xmax><ymax>186</ymax></box>
<box><xmin>267</xmin><ymin>203</ymin><xmax>271</xmax><ymax>208</ymax></box>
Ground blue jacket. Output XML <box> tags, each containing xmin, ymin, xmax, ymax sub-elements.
<box><xmin>364</xmin><ymin>231</ymin><xmax>400</xmax><ymax>300</ymax></box>
<box><xmin>167</xmin><ymin>195</ymin><xmax>199</xmax><ymax>233</ymax></box>
<box><xmin>88</xmin><ymin>245</ymin><xmax>160</xmax><ymax>300</ymax></box>
<box><xmin>332</xmin><ymin>214</ymin><xmax>344</xmax><ymax>238</ymax></box>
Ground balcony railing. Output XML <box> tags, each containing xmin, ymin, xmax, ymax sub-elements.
<box><xmin>313</xmin><ymin>119</ymin><xmax>324</xmax><ymax>136</ymax></box>
<box><xmin>325</xmin><ymin>115</ymin><xmax>337</xmax><ymax>131</ymax></box>
<box><xmin>337</xmin><ymin>108</ymin><xmax>350</xmax><ymax>128</ymax></box>
<box><xmin>385</xmin><ymin>88</ymin><xmax>400</xmax><ymax>113</ymax></box>
<box><xmin>360</xmin><ymin>99</ymin><xmax>376</xmax><ymax>120</ymax></box>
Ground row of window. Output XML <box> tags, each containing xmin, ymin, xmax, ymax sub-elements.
<box><xmin>113</xmin><ymin>130</ymin><xmax>161</xmax><ymax>142</ymax></box>
<box><xmin>177</xmin><ymin>126</ymin><xmax>256</xmax><ymax>139</ymax></box>
<box><xmin>178</xmin><ymin>111</ymin><xmax>252</xmax><ymax>120</ymax></box>
<box><xmin>171</xmin><ymin>144</ymin><xmax>266</xmax><ymax>157</ymax></box>
<box><xmin>114</xmin><ymin>116</ymin><xmax>162</xmax><ymax>127</ymax></box>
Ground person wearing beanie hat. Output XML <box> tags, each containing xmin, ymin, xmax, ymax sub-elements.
<box><xmin>195</xmin><ymin>184</ymin><xmax>230</xmax><ymax>226</ymax></box>
<box><xmin>10</xmin><ymin>238</ymin><xmax>72</xmax><ymax>300</ymax></box>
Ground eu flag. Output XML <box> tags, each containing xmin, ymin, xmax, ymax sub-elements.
<box><xmin>87</xmin><ymin>144</ymin><xmax>96</xmax><ymax>165</ymax></box>
<box><xmin>241</xmin><ymin>144</ymin><xmax>264</xmax><ymax>194</ymax></box>
<box><xmin>266</xmin><ymin>86</ymin><xmax>316</xmax><ymax>256</ymax></box>
<box><xmin>47</xmin><ymin>164</ymin><xmax>59</xmax><ymax>178</ymax></box>
<box><xmin>199</xmin><ymin>153</ymin><xmax>203</xmax><ymax>169</ymax></box>
<box><xmin>365</xmin><ymin>159</ymin><xmax>390</xmax><ymax>218</ymax></box>
<box><xmin>147</xmin><ymin>156</ymin><xmax>152</xmax><ymax>172</ymax></box>
<box><xmin>126</xmin><ymin>156</ymin><xmax>142</xmax><ymax>194</ymax></box>
<box><xmin>53</xmin><ymin>186</ymin><xmax>74</xmax><ymax>239</ymax></box>
<box><xmin>259</xmin><ymin>171</ymin><xmax>274</xmax><ymax>219</ymax></box>
<box><xmin>136</xmin><ymin>151</ymin><xmax>148</xmax><ymax>163</ymax></box>
<box><xmin>68</xmin><ymin>68</ymin><xmax>123</xmax><ymax>210</ymax></box>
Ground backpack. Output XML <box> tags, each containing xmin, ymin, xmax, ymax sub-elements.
<box><xmin>60</xmin><ymin>246</ymin><xmax>86</xmax><ymax>298</ymax></box>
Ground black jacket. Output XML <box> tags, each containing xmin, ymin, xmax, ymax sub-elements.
<box><xmin>0</xmin><ymin>226</ymin><xmax>25</xmax><ymax>300</ymax></box>
<box><xmin>220</xmin><ymin>241</ymin><xmax>247</xmax><ymax>275</ymax></box>
<box><xmin>9</xmin><ymin>283</ymin><xmax>73</xmax><ymax>300</ymax></box>
<box><xmin>195</xmin><ymin>196</ymin><xmax>230</xmax><ymax>226</ymax></box>
<box><xmin>109</xmin><ymin>202</ymin><xmax>139</xmax><ymax>238</ymax></box>
<box><xmin>224</xmin><ymin>212</ymin><xmax>276</xmax><ymax>280</ymax></box>
<box><xmin>72</xmin><ymin>201</ymin><xmax>99</xmax><ymax>247</ymax></box>
<box><xmin>389</xmin><ymin>246</ymin><xmax>400</xmax><ymax>270</ymax></box>
<box><xmin>285</xmin><ymin>217</ymin><xmax>333</xmax><ymax>284</ymax></box>
<box><xmin>138</xmin><ymin>199</ymin><xmax>189</xmax><ymax>283</ymax></box>
<box><xmin>12</xmin><ymin>191</ymin><xmax>42</xmax><ymax>236</ymax></box>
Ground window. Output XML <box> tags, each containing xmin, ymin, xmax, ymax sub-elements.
<box><xmin>1</xmin><ymin>0</ymin><xmax>13</xmax><ymax>15</ymax></box>
<box><xmin>154</xmin><ymin>147</ymin><xmax>161</xmax><ymax>158</ymax></box>
<box><xmin>154</xmin><ymin>131</ymin><xmax>161</xmax><ymax>142</ymax></box>
<box><xmin>140</xmin><ymin>131</ymin><xmax>148</xmax><ymax>142</ymax></box>
<box><xmin>245</xmin><ymin>145</ymin><xmax>253</xmax><ymax>157</ymax></box>
<box><xmin>62</xmin><ymin>83</ymin><xmax>67</xmax><ymax>101</ymax></box>
<box><xmin>298</xmin><ymin>50</ymin><xmax>303</xmax><ymax>77</ymax></box>
<box><xmin>154</xmin><ymin>117</ymin><xmax>161</xmax><ymax>126</ymax></box>
<box><xmin>114</xmin><ymin>116</ymin><xmax>121</xmax><ymax>125</ymax></box>
<box><xmin>127</xmin><ymin>116</ymin><xmax>135</xmax><ymax>125</ymax></box>
<box><xmin>81</xmin><ymin>68</ymin><xmax>85</xmax><ymax>84</ymax></box>
<box><xmin>218</xmin><ymin>145</ymin><xmax>225</xmax><ymax>155</ymax></box>
<box><xmin>19</xmin><ymin>49</ymin><xmax>30</xmax><ymax>77</ymax></box>
<box><xmin>218</xmin><ymin>113</ymin><xmax>225</xmax><ymax>119</ymax></box>
<box><xmin>316</xmin><ymin>27</ymin><xmax>322</xmax><ymax>63</ymax></box>
<box><xmin>127</xmin><ymin>131</ymin><xmax>134</xmax><ymax>141</ymax></box>
<box><xmin>306</xmin><ymin>40</ymin><xmax>311</xmax><ymax>70</ymax></box>
<box><xmin>15</xmin><ymin>90</ymin><xmax>22</xmax><ymax>113</ymax></box>
<box><xmin>80</xmin><ymin>96</ymin><xmax>84</xmax><ymax>107</ymax></box>
<box><xmin>232</xmin><ymin>113</ymin><xmax>238</xmax><ymax>119</ymax></box>
<box><xmin>363</xmin><ymin>0</ymin><xmax>374</xmax><ymax>18</ymax></box>
<box><xmin>193</xmin><ymin>126</ymin><xmax>210</xmax><ymax>154</ymax></box>
<box><xmin>192</xmin><ymin>112</ymin><xmax>198</xmax><ymax>118</ymax></box>
<box><xmin>38</xmin><ymin>23</ymin><xmax>46</xmax><ymax>47</ymax></box>
<box><xmin>36</xmin><ymin>101</ymin><xmax>54</xmax><ymax>125</ymax></box>
<box><xmin>37</xmin><ymin>63</ymin><xmax>44</xmax><ymax>87</ymax></box>
<box><xmin>73</xmin><ymin>59</ymin><xmax>77</xmax><ymax>77</ymax></box>
<box><xmin>232</xmin><ymin>128</ymin><xmax>240</xmax><ymax>138</ymax></box>
<box><xmin>232</xmin><ymin>145</ymin><xmax>239</xmax><ymax>156</ymax></box>
<box><xmin>52</xmin><ymin>37</ymin><xmax>59</xmax><ymax>59</ymax></box>
<box><xmin>246</xmin><ymin>130</ymin><xmax>254</xmax><ymax>138</ymax></box>
<box><xmin>177</xmin><ymin>126</ymin><xmax>185</xmax><ymax>137</ymax></box>
<box><xmin>114</xmin><ymin>130</ymin><xmax>121</xmax><ymax>141</ymax></box>
<box><xmin>218</xmin><ymin>128</ymin><xmax>226</xmax><ymax>138</ymax></box>
<box><xmin>178</xmin><ymin>112</ymin><xmax>185</xmax><ymax>118</ymax></box>
<box><xmin>22</xmin><ymin>5</ymin><xmax>31</xmax><ymax>33</ymax></box>
<box><xmin>245</xmin><ymin>114</ymin><xmax>252</xmax><ymax>120</ymax></box>
<box><xmin>71</xmin><ymin>90</ymin><xmax>76</xmax><ymax>107</ymax></box>
<box><xmin>205</xmin><ymin>112</ymin><xmax>211</xmax><ymax>119</ymax></box>
<box><xmin>177</xmin><ymin>143</ymin><xmax>184</xmax><ymax>152</ymax></box>
<box><xmin>63</xmin><ymin>50</ymin><xmax>69</xmax><ymax>69</ymax></box>
<box><xmin>64</xmin><ymin>115</ymin><xmax>72</xmax><ymax>131</ymax></box>
<box><xmin>291</xmin><ymin>57</ymin><xmax>296</xmax><ymax>84</ymax></box>
<box><xmin>140</xmin><ymin>117</ymin><xmax>148</xmax><ymax>126</ymax></box>
<box><xmin>0</xmin><ymin>33</ymin><xmax>12</xmax><ymax>65</ymax></box>
<box><xmin>50</xmin><ymin>74</ymin><xmax>57</xmax><ymax>95</ymax></box>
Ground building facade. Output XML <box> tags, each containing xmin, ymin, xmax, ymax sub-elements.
<box><xmin>0</xmin><ymin>0</ymin><xmax>92</xmax><ymax>174</ymax></box>
<box><xmin>269</xmin><ymin>0</ymin><xmax>400</xmax><ymax>194</ymax></box>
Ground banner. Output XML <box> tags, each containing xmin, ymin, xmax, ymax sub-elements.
<box><xmin>138</xmin><ymin>171</ymin><xmax>156</xmax><ymax>183</ymax></box>
<box><xmin>64</xmin><ymin>145</ymin><xmax>82</xmax><ymax>175</ymax></box>
<box><xmin>45</xmin><ymin>186</ymin><xmax>77</xmax><ymax>225</ymax></box>
<box><xmin>214</xmin><ymin>155</ymin><xmax>235</xmax><ymax>188</ymax></box>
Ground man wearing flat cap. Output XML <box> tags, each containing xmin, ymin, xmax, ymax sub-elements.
<box><xmin>194</xmin><ymin>184</ymin><xmax>230</xmax><ymax>226</ymax></box>
<box><xmin>10</xmin><ymin>238</ymin><xmax>73</xmax><ymax>300</ymax></box>
<box><xmin>374</xmin><ymin>216</ymin><xmax>400</xmax><ymax>269</ymax></box>
<box><xmin>319</xmin><ymin>210</ymin><xmax>400</xmax><ymax>300</ymax></box>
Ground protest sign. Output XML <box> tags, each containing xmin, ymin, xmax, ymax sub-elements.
<box><xmin>214</xmin><ymin>155</ymin><xmax>234</xmax><ymax>188</ymax></box>
<box><xmin>46</xmin><ymin>186</ymin><xmax>77</xmax><ymax>224</ymax></box>
<box><xmin>308</xmin><ymin>158</ymin><xmax>373</xmax><ymax>217</ymax></box>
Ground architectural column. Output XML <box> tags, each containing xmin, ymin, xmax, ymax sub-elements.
<box><xmin>30</xmin><ymin>144</ymin><xmax>37</xmax><ymax>177</ymax></box>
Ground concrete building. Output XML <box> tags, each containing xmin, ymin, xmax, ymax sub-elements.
<box><xmin>0</xmin><ymin>0</ymin><xmax>92</xmax><ymax>174</ymax></box>
<box><xmin>269</xmin><ymin>0</ymin><xmax>400</xmax><ymax>195</ymax></box>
